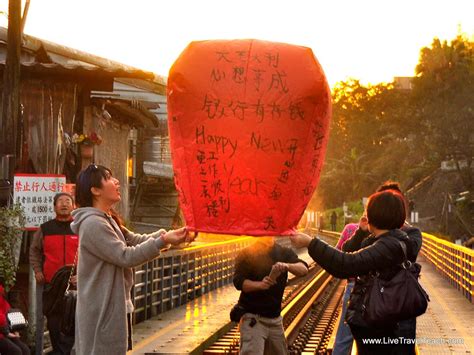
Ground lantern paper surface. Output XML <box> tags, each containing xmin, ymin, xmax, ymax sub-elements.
<box><xmin>167</xmin><ymin>39</ymin><xmax>331</xmax><ymax>236</ymax></box>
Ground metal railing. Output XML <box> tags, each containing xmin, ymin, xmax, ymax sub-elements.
<box><xmin>318</xmin><ymin>229</ymin><xmax>474</xmax><ymax>304</ymax></box>
<box><xmin>131</xmin><ymin>230</ymin><xmax>340</xmax><ymax>325</ymax></box>
<box><xmin>421</xmin><ymin>232</ymin><xmax>474</xmax><ymax>304</ymax></box>
<box><xmin>132</xmin><ymin>237</ymin><xmax>253</xmax><ymax>323</ymax></box>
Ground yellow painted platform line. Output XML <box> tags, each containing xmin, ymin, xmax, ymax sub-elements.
<box><xmin>182</xmin><ymin>236</ymin><xmax>253</xmax><ymax>251</ymax></box>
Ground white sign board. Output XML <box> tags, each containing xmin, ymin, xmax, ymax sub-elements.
<box><xmin>362</xmin><ymin>197</ymin><xmax>368</xmax><ymax>208</ymax></box>
<box><xmin>13</xmin><ymin>174</ymin><xmax>66</xmax><ymax>230</ymax></box>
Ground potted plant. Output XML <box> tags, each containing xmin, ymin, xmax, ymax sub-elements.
<box><xmin>72</xmin><ymin>132</ymin><xmax>103</xmax><ymax>158</ymax></box>
<box><xmin>0</xmin><ymin>204</ymin><xmax>25</xmax><ymax>291</ymax></box>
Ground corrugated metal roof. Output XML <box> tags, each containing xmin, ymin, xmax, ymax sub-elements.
<box><xmin>0</xmin><ymin>60</ymin><xmax>155</xmax><ymax>79</ymax></box>
<box><xmin>0</xmin><ymin>26</ymin><xmax>168</xmax><ymax>128</ymax></box>
<box><xmin>0</xmin><ymin>26</ymin><xmax>161</xmax><ymax>83</ymax></box>
<box><xmin>91</xmin><ymin>97</ymin><xmax>159</xmax><ymax>128</ymax></box>
<box><xmin>93</xmin><ymin>82</ymin><xmax>167</xmax><ymax>120</ymax></box>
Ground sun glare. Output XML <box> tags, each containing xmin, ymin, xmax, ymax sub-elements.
<box><xmin>0</xmin><ymin>0</ymin><xmax>472</xmax><ymax>87</ymax></box>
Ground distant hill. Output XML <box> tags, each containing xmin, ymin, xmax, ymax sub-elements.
<box><xmin>406</xmin><ymin>169</ymin><xmax>473</xmax><ymax>241</ymax></box>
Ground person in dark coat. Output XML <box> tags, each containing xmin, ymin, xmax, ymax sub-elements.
<box><xmin>340</xmin><ymin>182</ymin><xmax>422</xmax><ymax>354</ymax></box>
<box><xmin>291</xmin><ymin>189</ymin><xmax>423</xmax><ymax>355</ymax></box>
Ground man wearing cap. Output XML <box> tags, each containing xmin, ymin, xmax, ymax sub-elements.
<box><xmin>30</xmin><ymin>192</ymin><xmax>78</xmax><ymax>355</ymax></box>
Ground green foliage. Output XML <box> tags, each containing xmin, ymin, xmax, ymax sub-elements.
<box><xmin>0</xmin><ymin>204</ymin><xmax>25</xmax><ymax>291</ymax></box>
<box><xmin>413</xmin><ymin>34</ymin><xmax>474</xmax><ymax>190</ymax></box>
<box><xmin>318</xmin><ymin>33</ymin><xmax>473</xmax><ymax>209</ymax></box>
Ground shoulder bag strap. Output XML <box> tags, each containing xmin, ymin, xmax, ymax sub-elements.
<box><xmin>398</xmin><ymin>239</ymin><xmax>412</xmax><ymax>269</ymax></box>
<box><xmin>65</xmin><ymin>249</ymin><xmax>78</xmax><ymax>294</ymax></box>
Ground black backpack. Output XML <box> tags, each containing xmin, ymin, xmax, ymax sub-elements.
<box><xmin>361</xmin><ymin>240</ymin><xmax>430</xmax><ymax>326</ymax></box>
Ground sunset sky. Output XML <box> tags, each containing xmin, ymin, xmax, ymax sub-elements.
<box><xmin>0</xmin><ymin>0</ymin><xmax>473</xmax><ymax>87</ymax></box>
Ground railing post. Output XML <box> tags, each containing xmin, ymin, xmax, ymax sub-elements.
<box><xmin>144</xmin><ymin>261</ymin><xmax>149</xmax><ymax>319</ymax></box>
<box><xmin>177</xmin><ymin>254</ymin><xmax>183</xmax><ymax>307</ymax></box>
<box><xmin>159</xmin><ymin>257</ymin><xmax>164</xmax><ymax>313</ymax></box>
<box><xmin>150</xmin><ymin>258</ymin><xmax>155</xmax><ymax>317</ymax></box>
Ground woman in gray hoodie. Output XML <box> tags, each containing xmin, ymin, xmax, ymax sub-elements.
<box><xmin>71</xmin><ymin>164</ymin><xmax>190</xmax><ymax>355</ymax></box>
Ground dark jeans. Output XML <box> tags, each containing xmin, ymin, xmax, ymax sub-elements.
<box><xmin>333</xmin><ymin>281</ymin><xmax>354</xmax><ymax>355</ymax></box>
<box><xmin>0</xmin><ymin>337</ymin><xmax>30</xmax><ymax>355</ymax></box>
<box><xmin>47</xmin><ymin>313</ymin><xmax>74</xmax><ymax>355</ymax></box>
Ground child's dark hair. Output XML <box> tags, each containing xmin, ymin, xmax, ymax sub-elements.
<box><xmin>377</xmin><ymin>180</ymin><xmax>402</xmax><ymax>194</ymax></box>
<box><xmin>75</xmin><ymin>164</ymin><xmax>112</xmax><ymax>207</ymax></box>
<box><xmin>367</xmin><ymin>190</ymin><xmax>406</xmax><ymax>230</ymax></box>
<box><xmin>376</xmin><ymin>180</ymin><xmax>409</xmax><ymax>215</ymax></box>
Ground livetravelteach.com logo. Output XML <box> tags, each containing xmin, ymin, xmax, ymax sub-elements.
<box><xmin>361</xmin><ymin>337</ymin><xmax>464</xmax><ymax>345</ymax></box>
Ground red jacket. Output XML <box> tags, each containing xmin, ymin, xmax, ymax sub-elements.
<box><xmin>30</xmin><ymin>219</ymin><xmax>78</xmax><ymax>283</ymax></box>
<box><xmin>0</xmin><ymin>285</ymin><xmax>10</xmax><ymax>340</ymax></box>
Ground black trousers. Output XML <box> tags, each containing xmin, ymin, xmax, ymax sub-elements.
<box><xmin>0</xmin><ymin>337</ymin><xmax>30</xmax><ymax>355</ymax></box>
<box><xmin>127</xmin><ymin>313</ymin><xmax>133</xmax><ymax>351</ymax></box>
<box><xmin>47</xmin><ymin>313</ymin><xmax>74</xmax><ymax>355</ymax></box>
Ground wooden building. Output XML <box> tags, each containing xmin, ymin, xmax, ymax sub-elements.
<box><xmin>0</xmin><ymin>26</ymin><xmax>166</xmax><ymax>217</ymax></box>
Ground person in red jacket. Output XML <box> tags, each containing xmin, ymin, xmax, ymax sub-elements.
<box><xmin>0</xmin><ymin>284</ymin><xmax>30</xmax><ymax>355</ymax></box>
<box><xmin>30</xmin><ymin>192</ymin><xmax>77</xmax><ymax>354</ymax></box>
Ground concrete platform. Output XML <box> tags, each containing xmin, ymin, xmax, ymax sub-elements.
<box><xmin>130</xmin><ymin>283</ymin><xmax>239</xmax><ymax>354</ymax></box>
<box><xmin>417</xmin><ymin>256</ymin><xmax>474</xmax><ymax>354</ymax></box>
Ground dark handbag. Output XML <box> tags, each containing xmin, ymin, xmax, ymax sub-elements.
<box><xmin>60</xmin><ymin>251</ymin><xmax>78</xmax><ymax>337</ymax></box>
<box><xmin>229</xmin><ymin>303</ymin><xmax>247</xmax><ymax>323</ymax></box>
<box><xmin>61</xmin><ymin>289</ymin><xmax>77</xmax><ymax>336</ymax></box>
<box><xmin>7</xmin><ymin>309</ymin><xmax>28</xmax><ymax>332</ymax></box>
<box><xmin>362</xmin><ymin>240</ymin><xmax>430</xmax><ymax>326</ymax></box>
<box><xmin>43</xmin><ymin>266</ymin><xmax>73</xmax><ymax>316</ymax></box>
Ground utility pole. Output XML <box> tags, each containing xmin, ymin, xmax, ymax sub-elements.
<box><xmin>1</xmin><ymin>0</ymin><xmax>22</xmax><ymax>157</ymax></box>
<box><xmin>20</xmin><ymin>0</ymin><xmax>30</xmax><ymax>34</ymax></box>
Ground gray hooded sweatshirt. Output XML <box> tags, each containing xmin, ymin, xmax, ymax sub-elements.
<box><xmin>70</xmin><ymin>207</ymin><xmax>166</xmax><ymax>355</ymax></box>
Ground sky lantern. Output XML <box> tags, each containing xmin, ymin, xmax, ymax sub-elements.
<box><xmin>167</xmin><ymin>39</ymin><xmax>331</xmax><ymax>236</ymax></box>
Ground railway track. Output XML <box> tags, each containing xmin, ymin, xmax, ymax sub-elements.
<box><xmin>287</xmin><ymin>278</ymin><xmax>344</xmax><ymax>354</ymax></box>
<box><xmin>202</xmin><ymin>263</ymin><xmax>343</xmax><ymax>354</ymax></box>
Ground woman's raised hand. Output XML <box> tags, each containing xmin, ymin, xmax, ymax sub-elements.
<box><xmin>163</xmin><ymin>227</ymin><xmax>189</xmax><ymax>245</ymax></box>
<box><xmin>289</xmin><ymin>232</ymin><xmax>312</xmax><ymax>248</ymax></box>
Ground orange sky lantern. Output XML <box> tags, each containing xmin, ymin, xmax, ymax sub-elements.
<box><xmin>168</xmin><ymin>39</ymin><xmax>332</xmax><ymax>236</ymax></box>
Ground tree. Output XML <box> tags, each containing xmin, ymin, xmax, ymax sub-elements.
<box><xmin>316</xmin><ymin>33</ymin><xmax>473</xmax><ymax>209</ymax></box>
<box><xmin>412</xmin><ymin>34</ymin><xmax>474</xmax><ymax>190</ymax></box>
<box><xmin>319</xmin><ymin>80</ymin><xmax>415</xmax><ymax>207</ymax></box>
